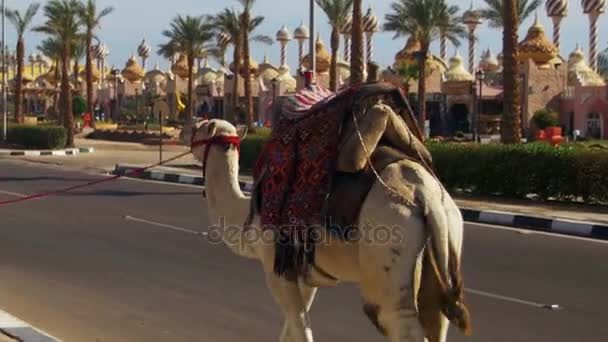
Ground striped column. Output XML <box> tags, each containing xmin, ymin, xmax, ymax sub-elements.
<box><xmin>589</xmin><ymin>12</ymin><xmax>600</xmax><ymax>71</ymax></box>
<box><xmin>468</xmin><ymin>28</ymin><xmax>476</xmax><ymax>73</ymax></box>
<box><xmin>366</xmin><ymin>32</ymin><xmax>374</xmax><ymax>64</ymax></box>
<box><xmin>343</xmin><ymin>34</ymin><xmax>351</xmax><ymax>63</ymax></box>
<box><xmin>551</xmin><ymin>17</ymin><xmax>562</xmax><ymax>51</ymax></box>
<box><xmin>280</xmin><ymin>41</ymin><xmax>288</xmax><ymax>67</ymax></box>
<box><xmin>440</xmin><ymin>33</ymin><xmax>447</xmax><ymax>61</ymax></box>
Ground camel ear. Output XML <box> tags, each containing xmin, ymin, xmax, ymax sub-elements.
<box><xmin>236</xmin><ymin>125</ymin><xmax>248</xmax><ymax>140</ymax></box>
<box><xmin>207</xmin><ymin>121</ymin><xmax>217</xmax><ymax>137</ymax></box>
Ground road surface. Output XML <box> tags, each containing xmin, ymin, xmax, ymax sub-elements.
<box><xmin>0</xmin><ymin>159</ymin><xmax>607</xmax><ymax>341</ymax></box>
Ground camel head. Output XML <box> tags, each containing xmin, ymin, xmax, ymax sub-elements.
<box><xmin>189</xmin><ymin>119</ymin><xmax>247</xmax><ymax>163</ymax></box>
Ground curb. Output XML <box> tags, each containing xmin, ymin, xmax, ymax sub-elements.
<box><xmin>0</xmin><ymin>147</ymin><xmax>94</xmax><ymax>157</ymax></box>
<box><xmin>0</xmin><ymin>310</ymin><xmax>62</xmax><ymax>342</ymax></box>
<box><xmin>113</xmin><ymin>165</ymin><xmax>608</xmax><ymax>241</ymax></box>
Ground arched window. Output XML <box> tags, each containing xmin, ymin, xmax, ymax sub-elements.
<box><xmin>586</xmin><ymin>112</ymin><xmax>603</xmax><ymax>139</ymax></box>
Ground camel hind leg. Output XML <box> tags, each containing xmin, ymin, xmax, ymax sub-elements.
<box><xmin>357</xmin><ymin>183</ymin><xmax>428</xmax><ymax>341</ymax></box>
<box><xmin>418</xmin><ymin>247</ymin><xmax>449</xmax><ymax>342</ymax></box>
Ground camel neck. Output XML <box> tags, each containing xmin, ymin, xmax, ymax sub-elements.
<box><xmin>204</xmin><ymin>148</ymin><xmax>249</xmax><ymax>226</ymax></box>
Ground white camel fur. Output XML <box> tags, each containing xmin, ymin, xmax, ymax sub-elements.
<box><xmin>184</xmin><ymin>119</ymin><xmax>471</xmax><ymax>342</ymax></box>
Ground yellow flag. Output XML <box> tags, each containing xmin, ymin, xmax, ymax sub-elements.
<box><xmin>176</xmin><ymin>91</ymin><xmax>186</xmax><ymax>112</ymax></box>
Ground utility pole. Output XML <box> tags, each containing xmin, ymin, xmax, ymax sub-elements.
<box><xmin>309</xmin><ymin>0</ymin><xmax>316</xmax><ymax>82</ymax></box>
<box><xmin>2</xmin><ymin>0</ymin><xmax>6</xmax><ymax>141</ymax></box>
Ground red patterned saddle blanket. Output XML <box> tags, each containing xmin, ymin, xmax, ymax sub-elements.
<box><xmin>253</xmin><ymin>85</ymin><xmax>351</xmax><ymax>279</ymax></box>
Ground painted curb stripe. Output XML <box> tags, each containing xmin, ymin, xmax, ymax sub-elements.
<box><xmin>1</xmin><ymin>148</ymin><xmax>94</xmax><ymax>157</ymax></box>
<box><xmin>0</xmin><ymin>310</ymin><xmax>61</xmax><ymax>341</ymax></box>
<box><xmin>112</xmin><ymin>165</ymin><xmax>608</xmax><ymax>241</ymax></box>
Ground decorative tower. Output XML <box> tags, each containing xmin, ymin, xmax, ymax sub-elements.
<box><xmin>276</xmin><ymin>25</ymin><xmax>292</xmax><ymax>67</ymax></box>
<box><xmin>35</xmin><ymin>54</ymin><xmax>45</xmax><ymax>75</ymax></box>
<box><xmin>137</xmin><ymin>38</ymin><xmax>151</xmax><ymax>71</ymax></box>
<box><xmin>100</xmin><ymin>44</ymin><xmax>110</xmax><ymax>86</ymax></box>
<box><xmin>463</xmin><ymin>2</ymin><xmax>483</xmax><ymax>73</ymax></box>
<box><xmin>582</xmin><ymin>0</ymin><xmax>607</xmax><ymax>71</ymax></box>
<box><xmin>294</xmin><ymin>22</ymin><xmax>310</xmax><ymax>67</ymax></box>
<box><xmin>341</xmin><ymin>15</ymin><xmax>352</xmax><ymax>63</ymax></box>
<box><xmin>546</xmin><ymin>0</ymin><xmax>569</xmax><ymax>51</ymax></box>
<box><xmin>362</xmin><ymin>7</ymin><xmax>379</xmax><ymax>67</ymax></box>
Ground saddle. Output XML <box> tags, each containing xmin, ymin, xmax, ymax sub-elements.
<box><xmin>250</xmin><ymin>82</ymin><xmax>433</xmax><ymax>279</ymax></box>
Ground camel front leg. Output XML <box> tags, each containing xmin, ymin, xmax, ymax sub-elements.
<box><xmin>266</xmin><ymin>273</ymin><xmax>314</xmax><ymax>342</ymax></box>
<box><xmin>279</xmin><ymin>283</ymin><xmax>318</xmax><ymax>342</ymax></box>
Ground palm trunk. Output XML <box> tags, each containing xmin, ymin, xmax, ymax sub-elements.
<box><xmin>187</xmin><ymin>54</ymin><xmax>195</xmax><ymax>120</ymax></box>
<box><xmin>85</xmin><ymin>31</ymin><xmax>95</xmax><ymax>128</ymax></box>
<box><xmin>61</xmin><ymin>42</ymin><xmax>74</xmax><ymax>147</ymax></box>
<box><xmin>330</xmin><ymin>26</ymin><xmax>340</xmax><ymax>92</ymax></box>
<box><xmin>242</xmin><ymin>11</ymin><xmax>254</xmax><ymax>129</ymax></box>
<box><xmin>501</xmin><ymin>0</ymin><xmax>522</xmax><ymax>143</ymax></box>
<box><xmin>73</xmin><ymin>58</ymin><xmax>79</xmax><ymax>89</ymax></box>
<box><xmin>15</xmin><ymin>39</ymin><xmax>25</xmax><ymax>124</ymax></box>
<box><xmin>53</xmin><ymin>60</ymin><xmax>60</xmax><ymax>121</ymax></box>
<box><xmin>350</xmin><ymin>0</ymin><xmax>364</xmax><ymax>85</ymax></box>
<box><xmin>231</xmin><ymin>41</ymin><xmax>241</xmax><ymax>123</ymax></box>
<box><xmin>418</xmin><ymin>46</ymin><xmax>428</xmax><ymax>136</ymax></box>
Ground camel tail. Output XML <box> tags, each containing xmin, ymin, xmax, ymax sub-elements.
<box><xmin>424</xmin><ymin>204</ymin><xmax>472</xmax><ymax>336</ymax></box>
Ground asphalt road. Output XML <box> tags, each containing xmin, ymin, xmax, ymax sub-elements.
<box><xmin>0</xmin><ymin>159</ymin><xmax>607</xmax><ymax>342</ymax></box>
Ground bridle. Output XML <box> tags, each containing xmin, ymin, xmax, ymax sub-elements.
<box><xmin>191</xmin><ymin>134</ymin><xmax>241</xmax><ymax>179</ymax></box>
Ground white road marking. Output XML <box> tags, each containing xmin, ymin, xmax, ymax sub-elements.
<box><xmin>465</xmin><ymin>288</ymin><xmax>562</xmax><ymax>310</ymax></box>
<box><xmin>124</xmin><ymin>215</ymin><xmax>206</xmax><ymax>236</ymax></box>
<box><xmin>0</xmin><ymin>190</ymin><xmax>28</xmax><ymax>198</ymax></box>
<box><xmin>467</xmin><ymin>222</ymin><xmax>608</xmax><ymax>245</ymax></box>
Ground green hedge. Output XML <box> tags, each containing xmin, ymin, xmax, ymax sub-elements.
<box><xmin>7</xmin><ymin>125</ymin><xmax>67</xmax><ymax>149</ymax></box>
<box><xmin>429</xmin><ymin>142</ymin><xmax>608</xmax><ymax>204</ymax></box>
<box><xmin>238</xmin><ymin>135</ymin><xmax>608</xmax><ymax>204</ymax></box>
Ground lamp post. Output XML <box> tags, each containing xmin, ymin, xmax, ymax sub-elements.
<box><xmin>111</xmin><ymin>67</ymin><xmax>120</xmax><ymax>121</ymax></box>
<box><xmin>1</xmin><ymin>0</ymin><xmax>6</xmax><ymax>141</ymax></box>
<box><xmin>309</xmin><ymin>0</ymin><xmax>316</xmax><ymax>81</ymax></box>
<box><xmin>475</xmin><ymin>69</ymin><xmax>484</xmax><ymax>142</ymax></box>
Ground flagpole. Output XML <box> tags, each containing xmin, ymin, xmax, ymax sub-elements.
<box><xmin>2</xmin><ymin>0</ymin><xmax>6</xmax><ymax>141</ymax></box>
<box><xmin>309</xmin><ymin>0</ymin><xmax>316</xmax><ymax>82</ymax></box>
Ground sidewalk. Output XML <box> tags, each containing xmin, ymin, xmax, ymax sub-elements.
<box><xmin>4</xmin><ymin>136</ymin><xmax>607</xmax><ymax>228</ymax></box>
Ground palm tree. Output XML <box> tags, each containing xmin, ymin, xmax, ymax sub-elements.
<box><xmin>38</xmin><ymin>37</ymin><xmax>62</xmax><ymax>120</ymax></box>
<box><xmin>77</xmin><ymin>0</ymin><xmax>114</xmax><ymax>128</ymax></box>
<box><xmin>35</xmin><ymin>0</ymin><xmax>82</xmax><ymax>147</ymax></box>
<box><xmin>6</xmin><ymin>3</ymin><xmax>40</xmax><ymax>124</ymax></box>
<box><xmin>212</xmin><ymin>8</ymin><xmax>271</xmax><ymax>123</ymax></box>
<box><xmin>316</xmin><ymin>0</ymin><xmax>354</xmax><ymax>91</ymax></box>
<box><xmin>501</xmin><ymin>0</ymin><xmax>522</xmax><ymax>143</ymax></box>
<box><xmin>395</xmin><ymin>63</ymin><xmax>419</xmax><ymax>95</ymax></box>
<box><xmin>72</xmin><ymin>37</ymin><xmax>85</xmax><ymax>88</ymax></box>
<box><xmin>350</xmin><ymin>0</ymin><xmax>364</xmax><ymax>84</ymax></box>
<box><xmin>236</xmin><ymin>0</ymin><xmax>258</xmax><ymax>129</ymax></box>
<box><xmin>480</xmin><ymin>0</ymin><xmax>541</xmax><ymax>28</ymax></box>
<box><xmin>384</xmin><ymin>0</ymin><xmax>465</xmax><ymax>132</ymax></box>
<box><xmin>158</xmin><ymin>15</ymin><xmax>214</xmax><ymax>121</ymax></box>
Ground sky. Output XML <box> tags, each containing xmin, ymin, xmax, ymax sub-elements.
<box><xmin>4</xmin><ymin>0</ymin><xmax>608</xmax><ymax>72</ymax></box>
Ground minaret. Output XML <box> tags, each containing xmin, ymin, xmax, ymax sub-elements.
<box><xmin>28</xmin><ymin>54</ymin><xmax>35</xmax><ymax>75</ymax></box>
<box><xmin>341</xmin><ymin>15</ymin><xmax>352</xmax><ymax>63</ymax></box>
<box><xmin>582</xmin><ymin>0</ymin><xmax>607</xmax><ymax>71</ymax></box>
<box><xmin>294</xmin><ymin>22</ymin><xmax>310</xmax><ymax>67</ymax></box>
<box><xmin>276</xmin><ymin>25</ymin><xmax>292</xmax><ymax>67</ymax></box>
<box><xmin>137</xmin><ymin>38</ymin><xmax>151</xmax><ymax>71</ymax></box>
<box><xmin>362</xmin><ymin>7</ymin><xmax>379</xmax><ymax>67</ymax></box>
<box><xmin>463</xmin><ymin>2</ymin><xmax>483</xmax><ymax>73</ymax></box>
<box><xmin>546</xmin><ymin>0</ymin><xmax>569</xmax><ymax>51</ymax></box>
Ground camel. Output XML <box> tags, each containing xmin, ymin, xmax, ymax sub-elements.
<box><xmin>182</xmin><ymin>119</ymin><xmax>471</xmax><ymax>342</ymax></box>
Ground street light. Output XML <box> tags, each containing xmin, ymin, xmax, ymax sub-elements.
<box><xmin>2</xmin><ymin>0</ymin><xmax>6</xmax><ymax>141</ymax></box>
<box><xmin>110</xmin><ymin>67</ymin><xmax>120</xmax><ymax>121</ymax></box>
<box><xmin>309</xmin><ymin>0</ymin><xmax>316</xmax><ymax>82</ymax></box>
<box><xmin>475</xmin><ymin>69</ymin><xmax>485</xmax><ymax>142</ymax></box>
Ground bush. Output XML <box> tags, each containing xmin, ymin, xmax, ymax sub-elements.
<box><xmin>532</xmin><ymin>109</ymin><xmax>560</xmax><ymax>129</ymax></box>
<box><xmin>7</xmin><ymin>125</ymin><xmax>67</xmax><ymax>149</ymax></box>
<box><xmin>239</xmin><ymin>134</ymin><xmax>608</xmax><ymax>205</ymax></box>
<box><xmin>429</xmin><ymin>142</ymin><xmax>608</xmax><ymax>204</ymax></box>
<box><xmin>73</xmin><ymin>95</ymin><xmax>86</xmax><ymax>116</ymax></box>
